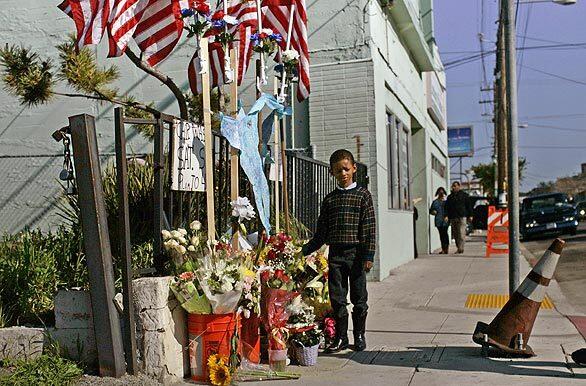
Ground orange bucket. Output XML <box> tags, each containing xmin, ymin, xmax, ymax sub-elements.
<box><xmin>240</xmin><ymin>314</ymin><xmax>261</xmax><ymax>363</ymax></box>
<box><xmin>188</xmin><ymin>313</ymin><xmax>240</xmax><ymax>382</ymax></box>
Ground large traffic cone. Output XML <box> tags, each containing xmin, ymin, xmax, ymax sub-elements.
<box><xmin>472</xmin><ymin>238</ymin><xmax>565</xmax><ymax>357</ymax></box>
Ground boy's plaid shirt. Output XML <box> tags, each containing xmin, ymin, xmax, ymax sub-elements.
<box><xmin>302</xmin><ymin>186</ymin><xmax>376</xmax><ymax>261</ymax></box>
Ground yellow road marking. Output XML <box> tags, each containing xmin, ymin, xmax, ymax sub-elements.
<box><xmin>465</xmin><ymin>293</ymin><xmax>554</xmax><ymax>309</ymax></box>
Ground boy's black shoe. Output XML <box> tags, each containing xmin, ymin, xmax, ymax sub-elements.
<box><xmin>572</xmin><ymin>348</ymin><xmax>586</xmax><ymax>365</ymax></box>
<box><xmin>325</xmin><ymin>336</ymin><xmax>349</xmax><ymax>353</ymax></box>
<box><xmin>353</xmin><ymin>334</ymin><xmax>366</xmax><ymax>351</ymax></box>
<box><xmin>352</xmin><ymin>311</ymin><xmax>367</xmax><ymax>351</ymax></box>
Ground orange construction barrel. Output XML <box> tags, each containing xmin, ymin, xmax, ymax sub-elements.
<box><xmin>188</xmin><ymin>313</ymin><xmax>240</xmax><ymax>382</ymax></box>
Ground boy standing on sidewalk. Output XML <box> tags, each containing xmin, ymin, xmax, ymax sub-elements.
<box><xmin>302</xmin><ymin>149</ymin><xmax>376</xmax><ymax>353</ymax></box>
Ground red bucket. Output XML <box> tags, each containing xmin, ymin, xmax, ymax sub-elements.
<box><xmin>240</xmin><ymin>314</ymin><xmax>261</xmax><ymax>364</ymax></box>
<box><xmin>188</xmin><ymin>313</ymin><xmax>240</xmax><ymax>382</ymax></box>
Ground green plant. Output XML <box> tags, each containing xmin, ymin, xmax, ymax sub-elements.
<box><xmin>0</xmin><ymin>354</ymin><xmax>82</xmax><ymax>386</ymax></box>
<box><xmin>0</xmin><ymin>231</ymin><xmax>61</xmax><ymax>325</ymax></box>
<box><xmin>0</xmin><ymin>227</ymin><xmax>88</xmax><ymax>327</ymax></box>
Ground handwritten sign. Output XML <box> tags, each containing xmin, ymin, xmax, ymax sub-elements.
<box><xmin>171</xmin><ymin>119</ymin><xmax>206</xmax><ymax>192</ymax></box>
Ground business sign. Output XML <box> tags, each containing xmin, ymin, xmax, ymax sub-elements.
<box><xmin>448</xmin><ymin>126</ymin><xmax>474</xmax><ymax>157</ymax></box>
<box><xmin>171</xmin><ymin>119</ymin><xmax>206</xmax><ymax>191</ymax></box>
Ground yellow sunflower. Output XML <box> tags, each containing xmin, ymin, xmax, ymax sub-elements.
<box><xmin>209</xmin><ymin>363</ymin><xmax>232</xmax><ymax>386</ymax></box>
<box><xmin>207</xmin><ymin>353</ymin><xmax>227</xmax><ymax>369</ymax></box>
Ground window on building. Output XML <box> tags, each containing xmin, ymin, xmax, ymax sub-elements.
<box><xmin>431</xmin><ymin>154</ymin><xmax>446</xmax><ymax>178</ymax></box>
<box><xmin>387</xmin><ymin>111</ymin><xmax>412</xmax><ymax>210</ymax></box>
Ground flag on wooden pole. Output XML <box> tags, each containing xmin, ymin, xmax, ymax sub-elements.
<box><xmin>262</xmin><ymin>0</ymin><xmax>310</xmax><ymax>101</ymax></box>
<box><xmin>187</xmin><ymin>0</ymin><xmax>258</xmax><ymax>95</ymax></box>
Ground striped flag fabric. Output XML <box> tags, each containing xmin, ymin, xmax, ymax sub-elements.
<box><xmin>188</xmin><ymin>0</ymin><xmax>258</xmax><ymax>95</ymax></box>
<box><xmin>106</xmin><ymin>0</ymin><xmax>151</xmax><ymax>58</ymax></box>
<box><xmin>132</xmin><ymin>0</ymin><xmax>188</xmax><ymax>66</ymax></box>
<box><xmin>58</xmin><ymin>0</ymin><xmax>113</xmax><ymax>49</ymax></box>
<box><xmin>59</xmin><ymin>0</ymin><xmax>188</xmax><ymax>67</ymax></box>
<box><xmin>261</xmin><ymin>0</ymin><xmax>310</xmax><ymax>101</ymax></box>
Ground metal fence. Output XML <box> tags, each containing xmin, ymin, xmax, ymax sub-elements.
<box><xmin>175</xmin><ymin>135</ymin><xmax>368</xmax><ymax>236</ymax></box>
<box><xmin>285</xmin><ymin>151</ymin><xmax>368</xmax><ymax>233</ymax></box>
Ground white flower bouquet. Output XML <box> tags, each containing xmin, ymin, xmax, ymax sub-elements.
<box><xmin>196</xmin><ymin>241</ymin><xmax>244</xmax><ymax>314</ymax></box>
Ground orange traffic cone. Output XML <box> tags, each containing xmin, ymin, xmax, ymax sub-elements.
<box><xmin>472</xmin><ymin>238</ymin><xmax>565</xmax><ymax>357</ymax></box>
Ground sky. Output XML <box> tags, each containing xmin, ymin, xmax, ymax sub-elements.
<box><xmin>434</xmin><ymin>0</ymin><xmax>586</xmax><ymax>192</ymax></box>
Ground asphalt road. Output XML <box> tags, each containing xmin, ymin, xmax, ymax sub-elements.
<box><xmin>522</xmin><ymin>222</ymin><xmax>586</xmax><ymax>315</ymax></box>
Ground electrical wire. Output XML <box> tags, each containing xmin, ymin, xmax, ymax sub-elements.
<box><xmin>516</xmin><ymin>3</ymin><xmax>533</xmax><ymax>87</ymax></box>
<box><xmin>520</xmin><ymin>64</ymin><xmax>586</xmax><ymax>86</ymax></box>
<box><xmin>444</xmin><ymin>43</ymin><xmax>586</xmax><ymax>69</ymax></box>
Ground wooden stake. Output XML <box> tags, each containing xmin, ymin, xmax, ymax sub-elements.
<box><xmin>201</xmin><ymin>38</ymin><xmax>216</xmax><ymax>241</ymax></box>
<box><xmin>273</xmin><ymin>77</ymin><xmax>280</xmax><ymax>233</ymax></box>
<box><xmin>229</xmin><ymin>48</ymin><xmax>240</xmax><ymax>250</ymax></box>
<box><xmin>255</xmin><ymin>59</ymin><xmax>265</xmax><ymax>241</ymax></box>
<box><xmin>280</xmin><ymin>117</ymin><xmax>290</xmax><ymax>235</ymax></box>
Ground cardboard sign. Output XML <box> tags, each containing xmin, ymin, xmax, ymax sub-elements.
<box><xmin>171</xmin><ymin>119</ymin><xmax>206</xmax><ymax>192</ymax></box>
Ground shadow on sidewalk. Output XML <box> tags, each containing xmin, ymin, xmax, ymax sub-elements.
<box><xmin>322</xmin><ymin>346</ymin><xmax>584</xmax><ymax>379</ymax></box>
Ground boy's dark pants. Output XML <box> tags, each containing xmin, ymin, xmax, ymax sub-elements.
<box><xmin>328</xmin><ymin>245</ymin><xmax>368</xmax><ymax>339</ymax></box>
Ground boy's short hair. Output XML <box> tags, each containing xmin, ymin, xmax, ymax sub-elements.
<box><xmin>329</xmin><ymin>149</ymin><xmax>356</xmax><ymax>168</ymax></box>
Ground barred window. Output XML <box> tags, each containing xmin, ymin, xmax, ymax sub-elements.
<box><xmin>387</xmin><ymin>111</ymin><xmax>412</xmax><ymax>210</ymax></box>
<box><xmin>431</xmin><ymin>154</ymin><xmax>446</xmax><ymax>178</ymax></box>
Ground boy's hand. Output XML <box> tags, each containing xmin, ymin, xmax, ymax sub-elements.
<box><xmin>363</xmin><ymin>260</ymin><xmax>373</xmax><ymax>272</ymax></box>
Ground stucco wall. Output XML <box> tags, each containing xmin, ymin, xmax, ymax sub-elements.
<box><xmin>0</xmin><ymin>1</ymin><xmax>200</xmax><ymax>233</ymax></box>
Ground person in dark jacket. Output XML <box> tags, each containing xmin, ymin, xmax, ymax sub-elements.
<box><xmin>302</xmin><ymin>149</ymin><xmax>376</xmax><ymax>353</ymax></box>
<box><xmin>429</xmin><ymin>187</ymin><xmax>450</xmax><ymax>254</ymax></box>
<box><xmin>444</xmin><ymin>181</ymin><xmax>473</xmax><ymax>254</ymax></box>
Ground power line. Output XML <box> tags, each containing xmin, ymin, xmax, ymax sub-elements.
<box><xmin>517</xmin><ymin>3</ymin><xmax>533</xmax><ymax>87</ymax></box>
<box><xmin>521</xmin><ymin>64</ymin><xmax>586</xmax><ymax>86</ymax></box>
<box><xmin>444</xmin><ymin>42</ymin><xmax>586</xmax><ymax>69</ymax></box>
<box><xmin>522</xmin><ymin>123</ymin><xmax>586</xmax><ymax>133</ymax></box>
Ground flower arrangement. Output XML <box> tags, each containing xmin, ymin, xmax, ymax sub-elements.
<box><xmin>195</xmin><ymin>241</ymin><xmax>244</xmax><ymax>314</ymax></box>
<box><xmin>181</xmin><ymin>1</ymin><xmax>212</xmax><ymax>37</ymax></box>
<box><xmin>207</xmin><ymin>354</ymin><xmax>232</xmax><ymax>386</ymax></box>
<box><xmin>181</xmin><ymin>1</ymin><xmax>239</xmax><ymax>44</ymax></box>
<box><xmin>238</xmin><ymin>264</ymin><xmax>260</xmax><ymax>319</ymax></box>
<box><xmin>291</xmin><ymin>327</ymin><xmax>322</xmax><ymax>348</ymax></box>
<box><xmin>162</xmin><ymin>220</ymin><xmax>205</xmax><ymax>271</ymax></box>
<box><xmin>251</xmin><ymin>28</ymin><xmax>282</xmax><ymax>55</ymax></box>
<box><xmin>231</xmin><ymin>196</ymin><xmax>256</xmax><ymax>223</ymax></box>
<box><xmin>280</xmin><ymin>48</ymin><xmax>300</xmax><ymax>80</ymax></box>
<box><xmin>322</xmin><ymin>316</ymin><xmax>336</xmax><ymax>345</ymax></box>
<box><xmin>169</xmin><ymin>270</ymin><xmax>212</xmax><ymax>314</ymax></box>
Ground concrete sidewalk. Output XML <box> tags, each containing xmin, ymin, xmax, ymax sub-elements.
<box><xmin>248</xmin><ymin>235</ymin><xmax>586</xmax><ymax>385</ymax></box>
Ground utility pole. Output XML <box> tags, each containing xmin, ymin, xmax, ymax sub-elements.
<box><xmin>495</xmin><ymin>18</ymin><xmax>508</xmax><ymax>207</ymax></box>
<box><xmin>503</xmin><ymin>0</ymin><xmax>520</xmax><ymax>294</ymax></box>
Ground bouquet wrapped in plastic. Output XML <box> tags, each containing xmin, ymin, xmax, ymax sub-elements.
<box><xmin>169</xmin><ymin>272</ymin><xmax>212</xmax><ymax>314</ymax></box>
<box><xmin>197</xmin><ymin>242</ymin><xmax>244</xmax><ymax>314</ymax></box>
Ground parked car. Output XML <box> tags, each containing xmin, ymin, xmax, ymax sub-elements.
<box><xmin>577</xmin><ymin>201</ymin><xmax>586</xmax><ymax>221</ymax></box>
<box><xmin>520</xmin><ymin>193</ymin><xmax>578</xmax><ymax>240</ymax></box>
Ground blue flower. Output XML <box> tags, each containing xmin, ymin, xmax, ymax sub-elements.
<box><xmin>270</xmin><ymin>33</ymin><xmax>283</xmax><ymax>42</ymax></box>
<box><xmin>211</xmin><ymin>20</ymin><xmax>225</xmax><ymax>29</ymax></box>
<box><xmin>181</xmin><ymin>8</ymin><xmax>195</xmax><ymax>17</ymax></box>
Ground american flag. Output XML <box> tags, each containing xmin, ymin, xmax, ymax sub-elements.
<box><xmin>188</xmin><ymin>0</ymin><xmax>258</xmax><ymax>95</ymax></box>
<box><xmin>106</xmin><ymin>0</ymin><xmax>151</xmax><ymax>58</ymax></box>
<box><xmin>59</xmin><ymin>0</ymin><xmax>188</xmax><ymax>67</ymax></box>
<box><xmin>58</xmin><ymin>0</ymin><xmax>113</xmax><ymax>49</ymax></box>
<box><xmin>262</xmin><ymin>0</ymin><xmax>310</xmax><ymax>101</ymax></box>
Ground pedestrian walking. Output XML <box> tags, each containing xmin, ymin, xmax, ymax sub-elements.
<box><xmin>444</xmin><ymin>181</ymin><xmax>473</xmax><ymax>254</ymax></box>
<box><xmin>302</xmin><ymin>149</ymin><xmax>376</xmax><ymax>353</ymax></box>
<box><xmin>429</xmin><ymin>187</ymin><xmax>450</xmax><ymax>254</ymax></box>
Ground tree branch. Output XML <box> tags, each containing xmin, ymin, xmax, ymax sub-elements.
<box><xmin>53</xmin><ymin>91</ymin><xmax>159</xmax><ymax>116</ymax></box>
<box><xmin>124</xmin><ymin>48</ymin><xmax>188</xmax><ymax>120</ymax></box>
